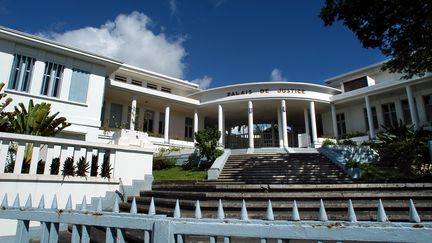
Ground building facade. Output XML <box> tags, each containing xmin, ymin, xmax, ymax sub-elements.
<box><xmin>0</xmin><ymin>27</ymin><xmax>431</xmax><ymax>150</ymax></box>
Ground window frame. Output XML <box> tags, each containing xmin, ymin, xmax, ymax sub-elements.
<box><xmin>40</xmin><ymin>61</ymin><xmax>65</xmax><ymax>98</ymax></box>
<box><xmin>8</xmin><ymin>54</ymin><xmax>36</xmax><ymax>92</ymax></box>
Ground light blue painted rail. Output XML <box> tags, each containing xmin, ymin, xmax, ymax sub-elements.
<box><xmin>0</xmin><ymin>193</ymin><xmax>431</xmax><ymax>243</ymax></box>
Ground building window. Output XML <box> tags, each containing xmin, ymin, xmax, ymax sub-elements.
<box><xmin>143</xmin><ymin>110</ymin><xmax>154</xmax><ymax>133</ymax></box>
<box><xmin>161</xmin><ymin>87</ymin><xmax>171</xmax><ymax>93</ymax></box>
<box><xmin>114</xmin><ymin>75</ymin><xmax>127</xmax><ymax>82</ymax></box>
<box><xmin>382</xmin><ymin>103</ymin><xmax>398</xmax><ymax>127</ymax></box>
<box><xmin>185</xmin><ymin>117</ymin><xmax>193</xmax><ymax>140</ymax></box>
<box><xmin>41</xmin><ymin>61</ymin><xmax>64</xmax><ymax>97</ymax></box>
<box><xmin>147</xmin><ymin>83</ymin><xmax>157</xmax><ymax>90</ymax></box>
<box><xmin>127</xmin><ymin>106</ymin><xmax>140</xmax><ymax>130</ymax></box>
<box><xmin>8</xmin><ymin>54</ymin><xmax>35</xmax><ymax>92</ymax></box>
<box><xmin>109</xmin><ymin>103</ymin><xmax>123</xmax><ymax>128</ymax></box>
<box><xmin>68</xmin><ymin>68</ymin><xmax>90</xmax><ymax>103</ymax></box>
<box><xmin>424</xmin><ymin>94</ymin><xmax>432</xmax><ymax>122</ymax></box>
<box><xmin>363</xmin><ymin>107</ymin><xmax>379</xmax><ymax>130</ymax></box>
<box><xmin>158</xmin><ymin>113</ymin><xmax>165</xmax><ymax>135</ymax></box>
<box><xmin>131</xmin><ymin>79</ymin><xmax>142</xmax><ymax>86</ymax></box>
<box><xmin>343</xmin><ymin>76</ymin><xmax>368</xmax><ymax>92</ymax></box>
<box><xmin>336</xmin><ymin>113</ymin><xmax>346</xmax><ymax>137</ymax></box>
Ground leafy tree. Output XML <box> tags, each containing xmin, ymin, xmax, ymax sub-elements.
<box><xmin>76</xmin><ymin>156</ymin><xmax>90</xmax><ymax>177</ymax></box>
<box><xmin>320</xmin><ymin>0</ymin><xmax>432</xmax><ymax>78</ymax></box>
<box><xmin>6</xmin><ymin>100</ymin><xmax>70</xmax><ymax>136</ymax></box>
<box><xmin>194</xmin><ymin>128</ymin><xmax>223</xmax><ymax>162</ymax></box>
<box><xmin>372</xmin><ymin>121</ymin><xmax>432</xmax><ymax>176</ymax></box>
<box><xmin>0</xmin><ymin>83</ymin><xmax>12</xmax><ymax>131</ymax></box>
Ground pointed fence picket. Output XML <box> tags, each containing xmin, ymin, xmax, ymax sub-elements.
<box><xmin>0</xmin><ymin>193</ymin><xmax>431</xmax><ymax>243</ymax></box>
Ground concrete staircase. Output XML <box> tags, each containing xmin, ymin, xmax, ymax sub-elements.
<box><xmin>217</xmin><ymin>153</ymin><xmax>353</xmax><ymax>184</ymax></box>
<box><xmin>118</xmin><ymin>153</ymin><xmax>432</xmax><ymax>222</ymax></box>
<box><xmin>120</xmin><ymin>182</ymin><xmax>432</xmax><ymax>221</ymax></box>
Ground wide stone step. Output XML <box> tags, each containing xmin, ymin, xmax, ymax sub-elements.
<box><xmin>152</xmin><ymin>182</ymin><xmax>432</xmax><ymax>192</ymax></box>
<box><xmin>119</xmin><ymin>201</ymin><xmax>432</xmax><ymax>222</ymax></box>
<box><xmin>142</xmin><ymin>190</ymin><xmax>432</xmax><ymax>200</ymax></box>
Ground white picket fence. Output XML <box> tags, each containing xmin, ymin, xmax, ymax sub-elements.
<box><xmin>0</xmin><ymin>193</ymin><xmax>431</xmax><ymax>243</ymax></box>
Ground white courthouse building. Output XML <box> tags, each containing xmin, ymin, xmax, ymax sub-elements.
<box><xmin>1</xmin><ymin>26</ymin><xmax>431</xmax><ymax>150</ymax></box>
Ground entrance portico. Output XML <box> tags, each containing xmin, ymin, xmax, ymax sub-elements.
<box><xmin>189</xmin><ymin>82</ymin><xmax>341</xmax><ymax>149</ymax></box>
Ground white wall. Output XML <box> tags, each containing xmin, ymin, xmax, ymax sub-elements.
<box><xmin>0</xmin><ymin>39</ymin><xmax>107</xmax><ymax>142</ymax></box>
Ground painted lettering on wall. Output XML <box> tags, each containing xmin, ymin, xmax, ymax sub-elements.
<box><xmin>277</xmin><ymin>89</ymin><xmax>305</xmax><ymax>94</ymax></box>
<box><xmin>226</xmin><ymin>88</ymin><xmax>306</xmax><ymax>96</ymax></box>
<box><xmin>227</xmin><ymin>90</ymin><xmax>253</xmax><ymax>96</ymax></box>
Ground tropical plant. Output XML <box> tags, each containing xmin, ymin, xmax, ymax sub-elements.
<box><xmin>0</xmin><ymin>82</ymin><xmax>12</xmax><ymax>131</ymax></box>
<box><xmin>76</xmin><ymin>156</ymin><xmax>90</xmax><ymax>177</ymax></box>
<box><xmin>90</xmin><ymin>154</ymin><xmax>99</xmax><ymax>176</ymax></box>
<box><xmin>50</xmin><ymin>157</ymin><xmax>60</xmax><ymax>175</ymax></box>
<box><xmin>345</xmin><ymin>159</ymin><xmax>359</xmax><ymax>169</ymax></box>
<box><xmin>6</xmin><ymin>100</ymin><xmax>70</xmax><ymax>136</ymax></box>
<box><xmin>339</xmin><ymin>139</ymin><xmax>357</xmax><ymax>146</ymax></box>
<box><xmin>321</xmin><ymin>138</ymin><xmax>336</xmax><ymax>147</ymax></box>
<box><xmin>62</xmin><ymin>157</ymin><xmax>75</xmax><ymax>177</ymax></box>
<box><xmin>100</xmin><ymin>152</ymin><xmax>113</xmax><ymax>179</ymax></box>
<box><xmin>36</xmin><ymin>159</ymin><xmax>45</xmax><ymax>174</ymax></box>
<box><xmin>194</xmin><ymin>128</ymin><xmax>223</xmax><ymax>163</ymax></box>
<box><xmin>372</xmin><ymin>121</ymin><xmax>432</xmax><ymax>176</ymax></box>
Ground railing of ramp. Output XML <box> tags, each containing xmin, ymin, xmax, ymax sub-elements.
<box><xmin>0</xmin><ymin>193</ymin><xmax>431</xmax><ymax>243</ymax></box>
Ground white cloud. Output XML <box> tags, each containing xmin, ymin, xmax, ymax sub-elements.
<box><xmin>270</xmin><ymin>68</ymin><xmax>287</xmax><ymax>81</ymax></box>
<box><xmin>40</xmin><ymin>12</ymin><xmax>187</xmax><ymax>78</ymax></box>
<box><xmin>191</xmin><ymin>75</ymin><xmax>212</xmax><ymax>89</ymax></box>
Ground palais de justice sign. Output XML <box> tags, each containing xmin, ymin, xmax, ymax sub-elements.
<box><xmin>226</xmin><ymin>88</ymin><xmax>306</xmax><ymax>97</ymax></box>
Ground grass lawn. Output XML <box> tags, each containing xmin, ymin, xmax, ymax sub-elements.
<box><xmin>153</xmin><ymin>166</ymin><xmax>207</xmax><ymax>181</ymax></box>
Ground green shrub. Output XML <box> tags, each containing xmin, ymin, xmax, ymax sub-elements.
<box><xmin>194</xmin><ymin>128</ymin><xmax>222</xmax><ymax>162</ymax></box>
<box><xmin>372</xmin><ymin>121</ymin><xmax>432</xmax><ymax>176</ymax></box>
<box><xmin>90</xmin><ymin>154</ymin><xmax>99</xmax><ymax>176</ymax></box>
<box><xmin>36</xmin><ymin>159</ymin><xmax>45</xmax><ymax>174</ymax></box>
<box><xmin>76</xmin><ymin>156</ymin><xmax>90</xmax><ymax>177</ymax></box>
<box><xmin>100</xmin><ymin>152</ymin><xmax>113</xmax><ymax>179</ymax></box>
<box><xmin>321</xmin><ymin>139</ymin><xmax>336</xmax><ymax>147</ymax></box>
<box><xmin>153</xmin><ymin>157</ymin><xmax>176</xmax><ymax>170</ymax></box>
<box><xmin>50</xmin><ymin>157</ymin><xmax>60</xmax><ymax>175</ymax></box>
<box><xmin>62</xmin><ymin>157</ymin><xmax>75</xmax><ymax>177</ymax></box>
<box><xmin>345</xmin><ymin>159</ymin><xmax>359</xmax><ymax>168</ymax></box>
<box><xmin>339</xmin><ymin>139</ymin><xmax>357</xmax><ymax>146</ymax></box>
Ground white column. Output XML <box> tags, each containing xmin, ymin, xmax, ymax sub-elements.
<box><xmin>406</xmin><ymin>85</ymin><xmax>419</xmax><ymax>129</ymax></box>
<box><xmin>130</xmin><ymin>96</ymin><xmax>137</xmax><ymax>130</ymax></box>
<box><xmin>309</xmin><ymin>101</ymin><xmax>318</xmax><ymax>147</ymax></box>
<box><xmin>277</xmin><ymin>106</ymin><xmax>283</xmax><ymax>148</ymax></box>
<box><xmin>365</xmin><ymin>96</ymin><xmax>375</xmax><ymax>139</ymax></box>
<box><xmin>331</xmin><ymin>104</ymin><xmax>338</xmax><ymax>139</ymax></box>
<box><xmin>164</xmin><ymin>105</ymin><xmax>170</xmax><ymax>143</ymax></box>
<box><xmin>218</xmin><ymin>104</ymin><xmax>224</xmax><ymax>146</ymax></box>
<box><xmin>303</xmin><ymin>108</ymin><xmax>310</xmax><ymax>147</ymax></box>
<box><xmin>248</xmin><ymin>101</ymin><xmax>254</xmax><ymax>149</ymax></box>
<box><xmin>281</xmin><ymin>100</ymin><xmax>288</xmax><ymax>148</ymax></box>
<box><xmin>193</xmin><ymin>109</ymin><xmax>199</xmax><ymax>133</ymax></box>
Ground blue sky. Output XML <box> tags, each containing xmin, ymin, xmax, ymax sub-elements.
<box><xmin>0</xmin><ymin>0</ymin><xmax>385</xmax><ymax>88</ymax></box>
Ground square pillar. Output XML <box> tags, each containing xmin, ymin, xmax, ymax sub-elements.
<box><xmin>309</xmin><ymin>101</ymin><xmax>318</xmax><ymax>147</ymax></box>
<box><xmin>164</xmin><ymin>105</ymin><xmax>170</xmax><ymax>143</ymax></box>
<box><xmin>218</xmin><ymin>104</ymin><xmax>224</xmax><ymax>146</ymax></box>
<box><xmin>331</xmin><ymin>104</ymin><xmax>338</xmax><ymax>139</ymax></box>
<box><xmin>365</xmin><ymin>96</ymin><xmax>376</xmax><ymax>139</ymax></box>
<box><xmin>130</xmin><ymin>96</ymin><xmax>137</xmax><ymax>130</ymax></box>
<box><xmin>303</xmin><ymin>108</ymin><xmax>310</xmax><ymax>147</ymax></box>
<box><xmin>281</xmin><ymin>100</ymin><xmax>289</xmax><ymax>148</ymax></box>
<box><xmin>193</xmin><ymin>109</ymin><xmax>199</xmax><ymax>143</ymax></box>
<box><xmin>248</xmin><ymin>100</ymin><xmax>254</xmax><ymax>149</ymax></box>
<box><xmin>406</xmin><ymin>85</ymin><xmax>419</xmax><ymax>129</ymax></box>
<box><xmin>277</xmin><ymin>106</ymin><xmax>283</xmax><ymax>148</ymax></box>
